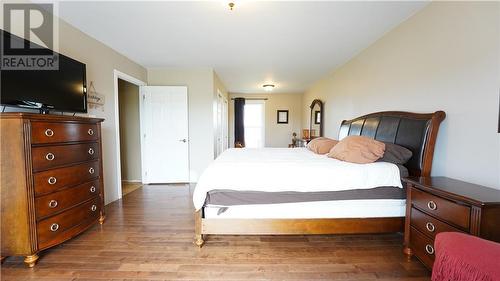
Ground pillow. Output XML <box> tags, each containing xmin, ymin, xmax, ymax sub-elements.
<box><xmin>327</xmin><ymin>135</ymin><xmax>385</xmax><ymax>164</ymax></box>
<box><xmin>307</xmin><ymin>137</ymin><xmax>339</xmax><ymax>154</ymax></box>
<box><xmin>378</xmin><ymin>143</ymin><xmax>413</xmax><ymax>165</ymax></box>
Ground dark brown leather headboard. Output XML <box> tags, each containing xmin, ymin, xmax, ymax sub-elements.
<box><xmin>338</xmin><ymin>111</ymin><xmax>445</xmax><ymax>177</ymax></box>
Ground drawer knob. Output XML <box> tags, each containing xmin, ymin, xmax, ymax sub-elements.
<box><xmin>91</xmin><ymin>204</ymin><xmax>97</xmax><ymax>212</ymax></box>
<box><xmin>88</xmin><ymin>148</ymin><xmax>95</xmax><ymax>155</ymax></box>
<box><xmin>48</xmin><ymin>200</ymin><xmax>58</xmax><ymax>208</ymax></box>
<box><xmin>90</xmin><ymin>186</ymin><xmax>96</xmax><ymax>193</ymax></box>
<box><xmin>427</xmin><ymin>200</ymin><xmax>437</xmax><ymax>211</ymax></box>
<box><xmin>426</xmin><ymin>222</ymin><xmax>436</xmax><ymax>232</ymax></box>
<box><xmin>44</xmin><ymin>128</ymin><xmax>54</xmax><ymax>137</ymax></box>
<box><xmin>48</xmin><ymin>176</ymin><xmax>57</xmax><ymax>185</ymax></box>
<box><xmin>88</xmin><ymin>128</ymin><xmax>94</xmax><ymax>136</ymax></box>
<box><xmin>50</xmin><ymin>223</ymin><xmax>59</xmax><ymax>232</ymax></box>
<box><xmin>45</xmin><ymin>152</ymin><xmax>55</xmax><ymax>161</ymax></box>
<box><xmin>89</xmin><ymin>167</ymin><xmax>95</xmax><ymax>174</ymax></box>
<box><xmin>425</xmin><ymin>244</ymin><xmax>435</xmax><ymax>255</ymax></box>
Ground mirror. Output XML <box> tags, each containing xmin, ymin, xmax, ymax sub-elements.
<box><xmin>309</xmin><ymin>99</ymin><xmax>323</xmax><ymax>138</ymax></box>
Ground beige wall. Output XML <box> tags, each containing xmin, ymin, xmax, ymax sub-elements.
<box><xmin>3</xmin><ymin>7</ymin><xmax>148</xmax><ymax>204</ymax></box>
<box><xmin>303</xmin><ymin>2</ymin><xmax>500</xmax><ymax>189</ymax></box>
<box><xmin>147</xmin><ymin>68</ymin><xmax>223</xmax><ymax>181</ymax></box>
<box><xmin>118</xmin><ymin>79</ymin><xmax>142</xmax><ymax>182</ymax></box>
<box><xmin>229</xmin><ymin>93</ymin><xmax>303</xmax><ymax>148</ymax></box>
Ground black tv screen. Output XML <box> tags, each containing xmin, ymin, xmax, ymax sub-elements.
<box><xmin>1</xmin><ymin>30</ymin><xmax>87</xmax><ymax>113</ymax></box>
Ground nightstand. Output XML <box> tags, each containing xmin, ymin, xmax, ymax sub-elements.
<box><xmin>402</xmin><ymin>177</ymin><xmax>500</xmax><ymax>269</ymax></box>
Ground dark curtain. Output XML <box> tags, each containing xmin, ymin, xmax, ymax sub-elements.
<box><xmin>234</xmin><ymin>98</ymin><xmax>245</xmax><ymax>147</ymax></box>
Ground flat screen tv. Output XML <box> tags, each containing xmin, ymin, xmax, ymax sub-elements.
<box><xmin>1</xmin><ymin>30</ymin><xmax>87</xmax><ymax>113</ymax></box>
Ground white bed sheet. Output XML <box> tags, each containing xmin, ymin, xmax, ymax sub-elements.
<box><xmin>193</xmin><ymin>148</ymin><xmax>403</xmax><ymax>210</ymax></box>
<box><xmin>204</xmin><ymin>199</ymin><xmax>406</xmax><ymax>219</ymax></box>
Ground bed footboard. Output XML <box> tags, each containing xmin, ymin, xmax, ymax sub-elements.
<box><xmin>194</xmin><ymin>209</ymin><xmax>404</xmax><ymax>247</ymax></box>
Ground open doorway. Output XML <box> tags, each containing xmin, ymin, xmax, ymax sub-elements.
<box><xmin>117</xmin><ymin>78</ymin><xmax>143</xmax><ymax>196</ymax></box>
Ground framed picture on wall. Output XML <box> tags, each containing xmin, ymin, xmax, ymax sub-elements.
<box><xmin>277</xmin><ymin>110</ymin><xmax>289</xmax><ymax>124</ymax></box>
<box><xmin>314</xmin><ymin>110</ymin><xmax>321</xmax><ymax>124</ymax></box>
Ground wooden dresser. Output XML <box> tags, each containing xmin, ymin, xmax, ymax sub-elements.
<box><xmin>403</xmin><ymin>176</ymin><xmax>500</xmax><ymax>269</ymax></box>
<box><xmin>0</xmin><ymin>113</ymin><xmax>105</xmax><ymax>267</ymax></box>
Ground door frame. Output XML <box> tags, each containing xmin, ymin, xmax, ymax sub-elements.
<box><xmin>113</xmin><ymin>69</ymin><xmax>147</xmax><ymax>199</ymax></box>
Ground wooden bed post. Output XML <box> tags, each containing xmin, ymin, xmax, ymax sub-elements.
<box><xmin>194</xmin><ymin>210</ymin><xmax>205</xmax><ymax>247</ymax></box>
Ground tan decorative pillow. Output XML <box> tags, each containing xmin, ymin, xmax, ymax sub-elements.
<box><xmin>307</xmin><ymin>137</ymin><xmax>339</xmax><ymax>154</ymax></box>
<box><xmin>327</xmin><ymin>135</ymin><xmax>385</xmax><ymax>164</ymax></box>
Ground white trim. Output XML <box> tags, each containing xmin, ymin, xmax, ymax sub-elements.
<box><xmin>121</xmin><ymin>180</ymin><xmax>143</xmax><ymax>184</ymax></box>
<box><xmin>113</xmin><ymin>69</ymin><xmax>146</xmax><ymax>200</ymax></box>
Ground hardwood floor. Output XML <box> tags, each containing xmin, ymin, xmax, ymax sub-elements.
<box><xmin>1</xmin><ymin>185</ymin><xmax>430</xmax><ymax>280</ymax></box>
<box><xmin>121</xmin><ymin>181</ymin><xmax>143</xmax><ymax>196</ymax></box>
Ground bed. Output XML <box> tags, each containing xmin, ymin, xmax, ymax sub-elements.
<box><xmin>194</xmin><ymin>111</ymin><xmax>445</xmax><ymax>247</ymax></box>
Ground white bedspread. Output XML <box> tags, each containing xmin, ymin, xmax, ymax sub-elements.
<box><xmin>192</xmin><ymin>148</ymin><xmax>403</xmax><ymax>210</ymax></box>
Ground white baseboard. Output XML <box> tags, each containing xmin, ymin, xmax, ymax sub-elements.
<box><xmin>121</xmin><ymin>180</ymin><xmax>142</xmax><ymax>184</ymax></box>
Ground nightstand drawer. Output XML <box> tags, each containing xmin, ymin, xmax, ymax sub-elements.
<box><xmin>410</xmin><ymin>207</ymin><xmax>463</xmax><ymax>239</ymax></box>
<box><xmin>412</xmin><ymin>188</ymin><xmax>470</xmax><ymax>230</ymax></box>
<box><xmin>410</xmin><ymin>226</ymin><xmax>435</xmax><ymax>269</ymax></box>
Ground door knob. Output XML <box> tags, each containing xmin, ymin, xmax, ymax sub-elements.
<box><xmin>179</xmin><ymin>139</ymin><xmax>187</xmax><ymax>143</ymax></box>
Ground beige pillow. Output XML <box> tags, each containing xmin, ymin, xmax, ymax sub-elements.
<box><xmin>307</xmin><ymin>137</ymin><xmax>339</xmax><ymax>154</ymax></box>
<box><xmin>327</xmin><ymin>135</ymin><xmax>385</xmax><ymax>164</ymax></box>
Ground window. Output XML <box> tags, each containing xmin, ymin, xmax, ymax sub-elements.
<box><xmin>244</xmin><ymin>100</ymin><xmax>265</xmax><ymax>148</ymax></box>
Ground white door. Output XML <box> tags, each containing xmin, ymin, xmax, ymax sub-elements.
<box><xmin>141</xmin><ymin>86</ymin><xmax>189</xmax><ymax>183</ymax></box>
<box><xmin>216</xmin><ymin>93</ymin><xmax>223</xmax><ymax>157</ymax></box>
<box><xmin>222</xmin><ymin>97</ymin><xmax>228</xmax><ymax>150</ymax></box>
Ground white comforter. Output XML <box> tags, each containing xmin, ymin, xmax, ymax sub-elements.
<box><xmin>192</xmin><ymin>148</ymin><xmax>403</xmax><ymax>210</ymax></box>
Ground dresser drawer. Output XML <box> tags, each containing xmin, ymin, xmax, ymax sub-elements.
<box><xmin>410</xmin><ymin>226</ymin><xmax>435</xmax><ymax>269</ymax></box>
<box><xmin>410</xmin><ymin>207</ymin><xmax>463</xmax><ymax>240</ymax></box>
<box><xmin>411</xmin><ymin>188</ymin><xmax>470</xmax><ymax>230</ymax></box>
<box><xmin>33</xmin><ymin>161</ymin><xmax>100</xmax><ymax>196</ymax></box>
<box><xmin>35</xmin><ymin>180</ymin><xmax>100</xmax><ymax>219</ymax></box>
<box><xmin>32</xmin><ymin>143</ymin><xmax>99</xmax><ymax>172</ymax></box>
<box><xmin>37</xmin><ymin>197</ymin><xmax>101</xmax><ymax>250</ymax></box>
<box><xmin>31</xmin><ymin>122</ymin><xmax>98</xmax><ymax>144</ymax></box>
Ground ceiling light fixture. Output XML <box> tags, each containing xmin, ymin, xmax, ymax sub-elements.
<box><xmin>228</xmin><ymin>2</ymin><xmax>235</xmax><ymax>11</ymax></box>
<box><xmin>263</xmin><ymin>84</ymin><xmax>275</xmax><ymax>92</ymax></box>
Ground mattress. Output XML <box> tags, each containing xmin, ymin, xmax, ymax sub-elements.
<box><xmin>193</xmin><ymin>148</ymin><xmax>404</xmax><ymax>210</ymax></box>
<box><xmin>204</xmin><ymin>199</ymin><xmax>406</xmax><ymax>219</ymax></box>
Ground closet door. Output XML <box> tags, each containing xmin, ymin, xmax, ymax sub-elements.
<box><xmin>141</xmin><ymin>86</ymin><xmax>189</xmax><ymax>183</ymax></box>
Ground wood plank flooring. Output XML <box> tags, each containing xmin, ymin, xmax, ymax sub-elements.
<box><xmin>121</xmin><ymin>182</ymin><xmax>143</xmax><ymax>196</ymax></box>
<box><xmin>1</xmin><ymin>185</ymin><xmax>430</xmax><ymax>280</ymax></box>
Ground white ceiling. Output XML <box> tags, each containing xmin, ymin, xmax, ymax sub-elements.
<box><xmin>58</xmin><ymin>1</ymin><xmax>428</xmax><ymax>94</ymax></box>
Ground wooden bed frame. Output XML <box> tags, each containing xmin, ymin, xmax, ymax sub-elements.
<box><xmin>195</xmin><ymin>111</ymin><xmax>446</xmax><ymax>247</ymax></box>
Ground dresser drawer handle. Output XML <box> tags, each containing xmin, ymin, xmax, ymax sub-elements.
<box><xmin>44</xmin><ymin>128</ymin><xmax>54</xmax><ymax>137</ymax></box>
<box><xmin>48</xmin><ymin>176</ymin><xmax>57</xmax><ymax>185</ymax></box>
<box><xmin>426</xmin><ymin>222</ymin><xmax>436</xmax><ymax>232</ymax></box>
<box><xmin>89</xmin><ymin>167</ymin><xmax>95</xmax><ymax>174</ymax></box>
<box><xmin>427</xmin><ymin>201</ymin><xmax>437</xmax><ymax>210</ymax></box>
<box><xmin>91</xmin><ymin>204</ymin><xmax>97</xmax><ymax>212</ymax></box>
<box><xmin>88</xmin><ymin>148</ymin><xmax>95</xmax><ymax>155</ymax></box>
<box><xmin>45</xmin><ymin>152</ymin><xmax>55</xmax><ymax>161</ymax></box>
<box><xmin>425</xmin><ymin>244</ymin><xmax>435</xmax><ymax>255</ymax></box>
<box><xmin>50</xmin><ymin>223</ymin><xmax>59</xmax><ymax>232</ymax></box>
<box><xmin>88</xmin><ymin>128</ymin><xmax>94</xmax><ymax>136</ymax></box>
<box><xmin>90</xmin><ymin>186</ymin><xmax>96</xmax><ymax>193</ymax></box>
<box><xmin>48</xmin><ymin>200</ymin><xmax>58</xmax><ymax>208</ymax></box>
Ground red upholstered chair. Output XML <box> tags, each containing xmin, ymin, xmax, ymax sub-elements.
<box><xmin>432</xmin><ymin>232</ymin><xmax>500</xmax><ymax>281</ymax></box>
